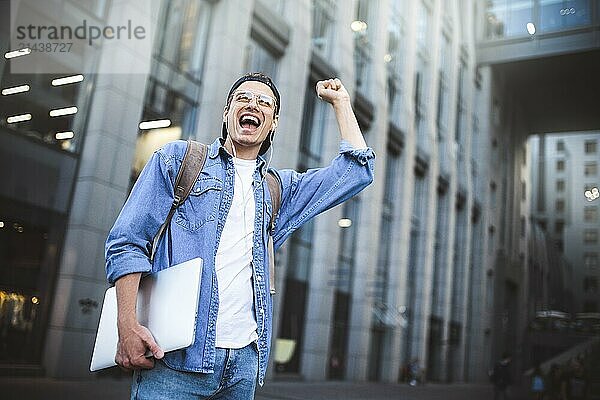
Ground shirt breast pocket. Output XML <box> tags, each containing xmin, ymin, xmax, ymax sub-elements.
<box><xmin>175</xmin><ymin>177</ymin><xmax>222</xmax><ymax>231</ymax></box>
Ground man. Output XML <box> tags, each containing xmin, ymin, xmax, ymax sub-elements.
<box><xmin>492</xmin><ymin>352</ymin><xmax>513</xmax><ymax>400</ymax></box>
<box><xmin>105</xmin><ymin>72</ymin><xmax>375</xmax><ymax>399</ymax></box>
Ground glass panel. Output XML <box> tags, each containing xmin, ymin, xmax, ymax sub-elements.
<box><xmin>353</xmin><ymin>0</ymin><xmax>372</xmax><ymax>92</ymax></box>
<box><xmin>0</xmin><ymin>197</ymin><xmax>66</xmax><ymax>364</ymax></box>
<box><xmin>299</xmin><ymin>80</ymin><xmax>325</xmax><ymax>168</ymax></box>
<box><xmin>540</xmin><ymin>0</ymin><xmax>591</xmax><ymax>33</ymax></box>
<box><xmin>155</xmin><ymin>0</ymin><xmax>211</xmax><ymax>77</ymax></box>
<box><xmin>1</xmin><ymin>65</ymin><xmax>92</xmax><ymax>154</ymax></box>
<box><xmin>416</xmin><ymin>2</ymin><xmax>431</xmax><ymax>52</ymax></box>
<box><xmin>335</xmin><ymin>198</ymin><xmax>361</xmax><ymax>293</ymax></box>
<box><xmin>386</xmin><ymin>0</ymin><xmax>405</xmax><ymax>125</ymax></box>
<box><xmin>505</xmin><ymin>0</ymin><xmax>533</xmax><ymax>37</ymax></box>
<box><xmin>485</xmin><ymin>0</ymin><xmax>534</xmax><ymax>38</ymax></box>
<box><xmin>130</xmin><ymin>79</ymin><xmax>198</xmax><ymax>184</ymax></box>
<box><xmin>312</xmin><ymin>0</ymin><xmax>336</xmax><ymax>57</ymax></box>
<box><xmin>244</xmin><ymin>39</ymin><xmax>279</xmax><ymax>79</ymax></box>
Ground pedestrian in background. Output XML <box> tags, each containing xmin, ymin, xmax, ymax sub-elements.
<box><xmin>531</xmin><ymin>364</ymin><xmax>545</xmax><ymax>400</ymax></box>
<box><xmin>492</xmin><ymin>352</ymin><xmax>513</xmax><ymax>400</ymax></box>
<box><xmin>545</xmin><ymin>364</ymin><xmax>563</xmax><ymax>400</ymax></box>
<box><xmin>561</xmin><ymin>359</ymin><xmax>589</xmax><ymax>400</ymax></box>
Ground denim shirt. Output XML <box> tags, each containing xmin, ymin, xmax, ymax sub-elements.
<box><xmin>105</xmin><ymin>138</ymin><xmax>375</xmax><ymax>385</ymax></box>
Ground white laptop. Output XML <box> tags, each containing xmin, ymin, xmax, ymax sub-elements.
<box><xmin>90</xmin><ymin>258</ymin><xmax>203</xmax><ymax>371</ymax></box>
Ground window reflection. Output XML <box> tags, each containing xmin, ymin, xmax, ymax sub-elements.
<box><xmin>311</xmin><ymin>0</ymin><xmax>337</xmax><ymax>58</ymax></box>
<box><xmin>155</xmin><ymin>0</ymin><xmax>211</xmax><ymax>78</ymax></box>
<box><xmin>0</xmin><ymin>202</ymin><xmax>65</xmax><ymax>364</ymax></box>
<box><xmin>1</xmin><ymin>68</ymin><xmax>88</xmax><ymax>153</ymax></box>
<box><xmin>130</xmin><ymin>78</ymin><xmax>198</xmax><ymax>184</ymax></box>
<box><xmin>353</xmin><ymin>0</ymin><xmax>372</xmax><ymax>93</ymax></box>
<box><xmin>386</xmin><ymin>0</ymin><xmax>406</xmax><ymax>127</ymax></box>
<box><xmin>244</xmin><ymin>39</ymin><xmax>279</xmax><ymax>80</ymax></box>
<box><xmin>486</xmin><ymin>0</ymin><xmax>592</xmax><ymax>39</ymax></box>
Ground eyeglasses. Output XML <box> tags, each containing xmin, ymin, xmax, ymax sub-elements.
<box><xmin>233</xmin><ymin>91</ymin><xmax>276</xmax><ymax>110</ymax></box>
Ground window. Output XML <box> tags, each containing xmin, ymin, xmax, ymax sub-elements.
<box><xmin>584</xmin><ymin>162</ymin><xmax>597</xmax><ymax>177</ymax></box>
<box><xmin>584</xmin><ymin>253</ymin><xmax>598</xmax><ymax>270</ymax></box>
<box><xmin>455</xmin><ymin>66</ymin><xmax>466</xmax><ymax>143</ymax></box>
<box><xmin>244</xmin><ymin>38</ymin><xmax>279</xmax><ymax>79</ymax></box>
<box><xmin>555</xmin><ymin>220</ymin><xmax>565</xmax><ymax>234</ymax></box>
<box><xmin>0</xmin><ymin>203</ymin><xmax>67</xmax><ymax>364</ymax></box>
<box><xmin>132</xmin><ymin>79</ymin><xmax>199</xmax><ymax>183</ymax></box>
<box><xmin>556</xmin><ymin>180</ymin><xmax>565</xmax><ymax>192</ymax></box>
<box><xmin>436</xmin><ymin>34</ymin><xmax>451</xmax><ymax>140</ymax></box>
<box><xmin>485</xmin><ymin>0</ymin><xmax>534</xmax><ymax>38</ymax></box>
<box><xmin>386</xmin><ymin>0</ymin><xmax>406</xmax><ymax>124</ymax></box>
<box><xmin>556</xmin><ymin>140</ymin><xmax>565</xmax><ymax>152</ymax></box>
<box><xmin>585</xmin><ymin>140</ymin><xmax>597</xmax><ymax>154</ymax></box>
<box><xmin>556</xmin><ymin>160</ymin><xmax>565</xmax><ymax>171</ymax></box>
<box><xmin>555</xmin><ymin>239</ymin><xmax>564</xmax><ymax>252</ymax></box>
<box><xmin>555</xmin><ymin>199</ymin><xmax>565</xmax><ymax>213</ymax></box>
<box><xmin>353</xmin><ymin>0</ymin><xmax>372</xmax><ymax>92</ymax></box>
<box><xmin>414</xmin><ymin>58</ymin><xmax>429</xmax><ymax>150</ymax></box>
<box><xmin>155</xmin><ymin>0</ymin><xmax>212</xmax><ymax>77</ymax></box>
<box><xmin>312</xmin><ymin>0</ymin><xmax>337</xmax><ymax>57</ymax></box>
<box><xmin>540</xmin><ymin>0</ymin><xmax>592</xmax><ymax>33</ymax></box>
<box><xmin>583</xmin><ymin>276</ymin><xmax>598</xmax><ymax>294</ymax></box>
<box><xmin>584</xmin><ymin>206</ymin><xmax>598</xmax><ymax>222</ymax></box>
<box><xmin>329</xmin><ymin>197</ymin><xmax>361</xmax><ymax>379</ymax></box>
<box><xmin>416</xmin><ymin>1</ymin><xmax>432</xmax><ymax>53</ymax></box>
<box><xmin>584</xmin><ymin>229</ymin><xmax>598</xmax><ymax>244</ymax></box>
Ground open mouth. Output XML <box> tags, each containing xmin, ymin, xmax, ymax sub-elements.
<box><xmin>238</xmin><ymin>113</ymin><xmax>261</xmax><ymax>132</ymax></box>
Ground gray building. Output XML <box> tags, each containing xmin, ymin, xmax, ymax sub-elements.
<box><xmin>529</xmin><ymin>132</ymin><xmax>600</xmax><ymax>314</ymax></box>
<box><xmin>0</xmin><ymin>0</ymin><xmax>598</xmax><ymax>385</ymax></box>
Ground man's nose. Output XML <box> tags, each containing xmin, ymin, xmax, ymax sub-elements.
<box><xmin>245</xmin><ymin>98</ymin><xmax>260</xmax><ymax>111</ymax></box>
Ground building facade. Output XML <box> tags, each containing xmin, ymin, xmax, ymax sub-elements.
<box><xmin>2</xmin><ymin>0</ymin><xmax>597</xmax><ymax>384</ymax></box>
<box><xmin>529</xmin><ymin>132</ymin><xmax>600</xmax><ymax>314</ymax></box>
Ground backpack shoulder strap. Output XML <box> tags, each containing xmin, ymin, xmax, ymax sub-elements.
<box><xmin>150</xmin><ymin>140</ymin><xmax>207</xmax><ymax>261</ymax></box>
<box><xmin>266</xmin><ymin>171</ymin><xmax>281</xmax><ymax>231</ymax></box>
<box><xmin>265</xmin><ymin>170</ymin><xmax>281</xmax><ymax>294</ymax></box>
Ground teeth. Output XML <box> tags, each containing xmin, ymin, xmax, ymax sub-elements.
<box><xmin>240</xmin><ymin>115</ymin><xmax>259</xmax><ymax>125</ymax></box>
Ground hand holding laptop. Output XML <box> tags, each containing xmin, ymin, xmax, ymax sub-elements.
<box><xmin>90</xmin><ymin>258</ymin><xmax>203</xmax><ymax>372</ymax></box>
<box><xmin>116</xmin><ymin>321</ymin><xmax>164</xmax><ymax>370</ymax></box>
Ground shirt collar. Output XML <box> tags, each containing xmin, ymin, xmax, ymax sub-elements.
<box><xmin>209</xmin><ymin>137</ymin><xmax>268</xmax><ymax>177</ymax></box>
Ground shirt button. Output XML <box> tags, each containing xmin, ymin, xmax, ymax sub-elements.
<box><xmin>256</xmin><ymin>276</ymin><xmax>262</xmax><ymax>281</ymax></box>
<box><xmin>259</xmin><ymin>308</ymin><xmax>264</xmax><ymax>314</ymax></box>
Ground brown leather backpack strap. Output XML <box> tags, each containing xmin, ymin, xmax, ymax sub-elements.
<box><xmin>150</xmin><ymin>140</ymin><xmax>207</xmax><ymax>262</ymax></box>
<box><xmin>266</xmin><ymin>171</ymin><xmax>281</xmax><ymax>294</ymax></box>
<box><xmin>266</xmin><ymin>172</ymin><xmax>281</xmax><ymax>230</ymax></box>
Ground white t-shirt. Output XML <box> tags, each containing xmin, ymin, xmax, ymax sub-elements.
<box><xmin>215</xmin><ymin>157</ymin><xmax>258</xmax><ymax>348</ymax></box>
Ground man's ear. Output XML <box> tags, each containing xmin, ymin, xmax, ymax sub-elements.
<box><xmin>271</xmin><ymin>116</ymin><xmax>278</xmax><ymax>130</ymax></box>
<box><xmin>222</xmin><ymin>107</ymin><xmax>228</xmax><ymax>122</ymax></box>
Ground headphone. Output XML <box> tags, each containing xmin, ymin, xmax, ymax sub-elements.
<box><xmin>222</xmin><ymin>110</ymin><xmax>276</xmax><ymax>265</ymax></box>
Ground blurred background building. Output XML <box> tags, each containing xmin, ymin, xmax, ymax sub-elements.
<box><xmin>529</xmin><ymin>132</ymin><xmax>599</xmax><ymax>314</ymax></box>
<box><xmin>0</xmin><ymin>0</ymin><xmax>598</xmax><ymax>386</ymax></box>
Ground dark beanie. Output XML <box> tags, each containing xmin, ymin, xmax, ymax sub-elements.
<box><xmin>222</xmin><ymin>72</ymin><xmax>281</xmax><ymax>155</ymax></box>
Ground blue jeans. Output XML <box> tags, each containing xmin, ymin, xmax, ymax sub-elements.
<box><xmin>131</xmin><ymin>343</ymin><xmax>258</xmax><ymax>399</ymax></box>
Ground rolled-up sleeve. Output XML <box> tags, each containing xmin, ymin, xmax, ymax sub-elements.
<box><xmin>272</xmin><ymin>140</ymin><xmax>375</xmax><ymax>249</ymax></box>
<box><xmin>105</xmin><ymin>150</ymin><xmax>175</xmax><ymax>284</ymax></box>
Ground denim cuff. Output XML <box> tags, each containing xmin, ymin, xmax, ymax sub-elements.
<box><xmin>339</xmin><ymin>140</ymin><xmax>376</xmax><ymax>166</ymax></box>
<box><xmin>106</xmin><ymin>252</ymin><xmax>152</xmax><ymax>285</ymax></box>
